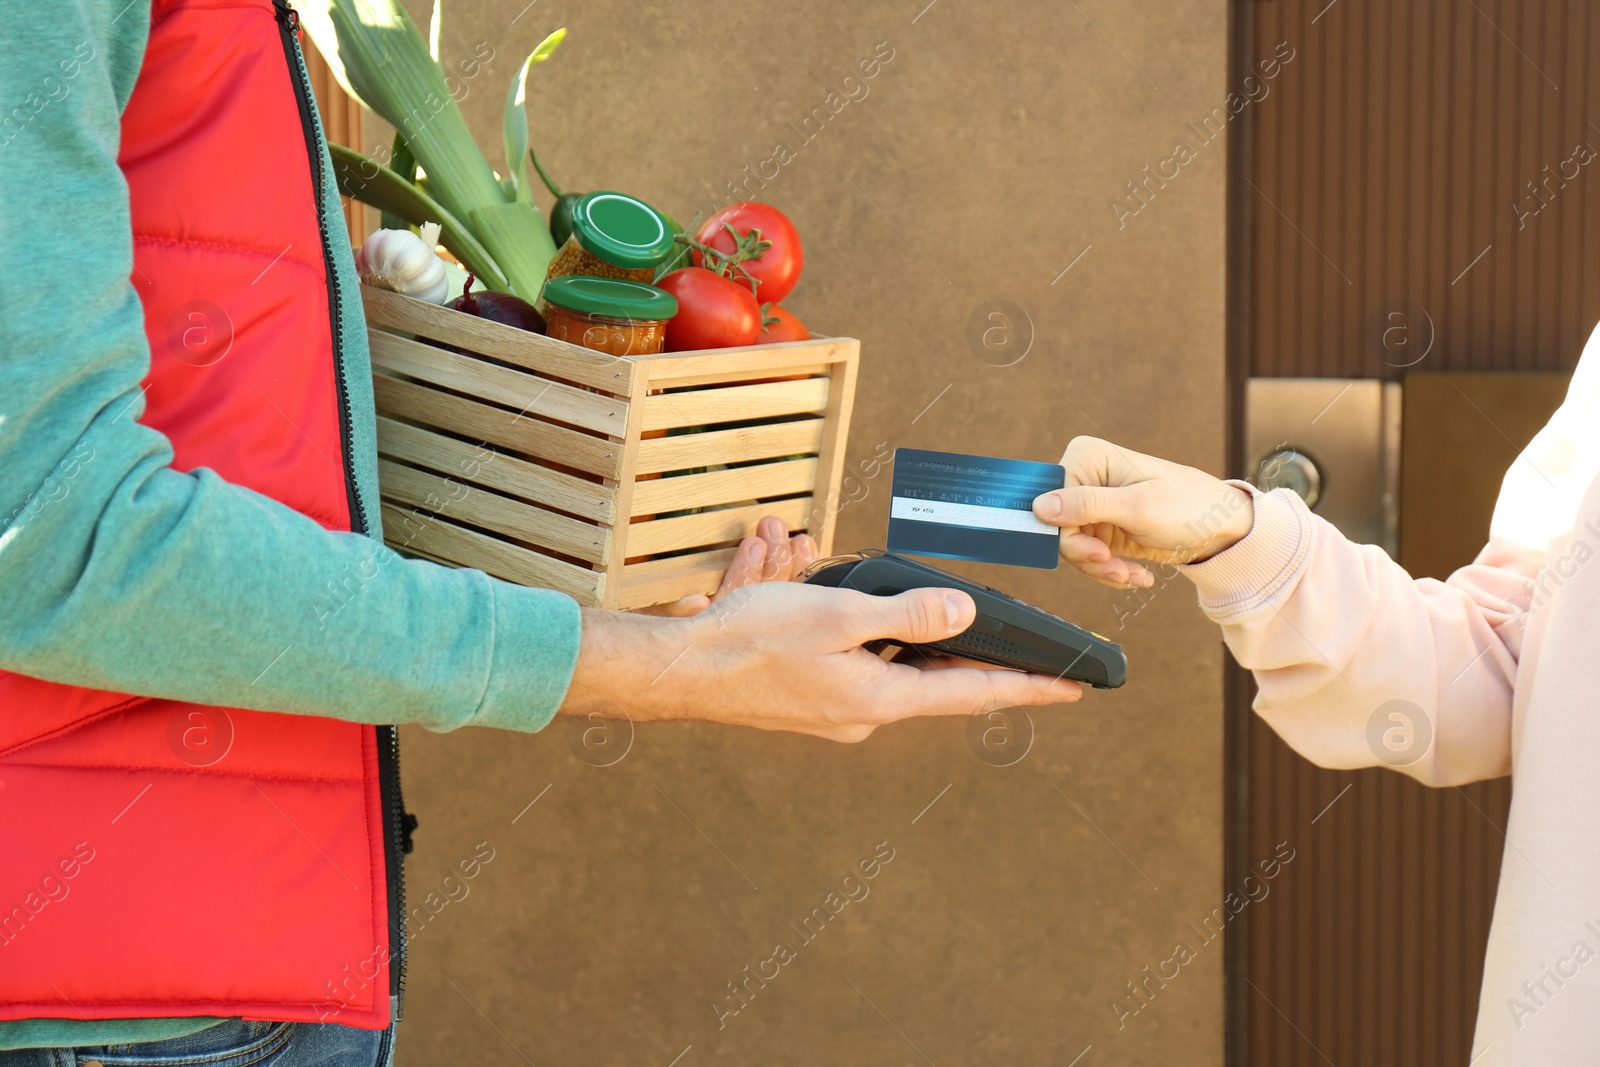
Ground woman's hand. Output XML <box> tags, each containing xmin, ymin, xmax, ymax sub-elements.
<box><xmin>639</xmin><ymin>516</ymin><xmax>819</xmax><ymax>617</ymax></box>
<box><xmin>1031</xmin><ymin>436</ymin><xmax>1254</xmax><ymax>589</ymax></box>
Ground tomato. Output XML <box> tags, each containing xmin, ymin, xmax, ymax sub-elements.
<box><xmin>657</xmin><ymin>267</ymin><xmax>763</xmax><ymax>351</ymax></box>
<box><xmin>692</xmin><ymin>202</ymin><xmax>804</xmax><ymax>304</ymax></box>
<box><xmin>758</xmin><ymin>304</ymin><xmax>809</xmax><ymax>344</ymax></box>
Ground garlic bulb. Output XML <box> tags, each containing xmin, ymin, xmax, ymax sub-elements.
<box><xmin>355</xmin><ymin>223</ymin><xmax>449</xmax><ymax>304</ymax></box>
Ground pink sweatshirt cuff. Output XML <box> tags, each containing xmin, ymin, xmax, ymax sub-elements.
<box><xmin>1181</xmin><ymin>483</ymin><xmax>1315</xmax><ymax>620</ymax></box>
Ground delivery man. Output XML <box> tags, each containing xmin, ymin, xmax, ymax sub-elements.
<box><xmin>0</xmin><ymin>1</ymin><xmax>1078</xmax><ymax>1062</ymax></box>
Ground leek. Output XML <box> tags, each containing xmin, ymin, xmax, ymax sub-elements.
<box><xmin>299</xmin><ymin>0</ymin><xmax>563</xmax><ymax>301</ymax></box>
<box><xmin>502</xmin><ymin>28</ymin><xmax>566</xmax><ymax>204</ymax></box>
<box><xmin>327</xmin><ymin>143</ymin><xmax>507</xmax><ymax>291</ymax></box>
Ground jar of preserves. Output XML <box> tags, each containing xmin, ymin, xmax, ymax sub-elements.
<box><xmin>543</xmin><ymin>191</ymin><xmax>676</xmax><ymax>289</ymax></box>
<box><xmin>542</xmin><ymin>276</ymin><xmax>679</xmax><ymax>357</ymax></box>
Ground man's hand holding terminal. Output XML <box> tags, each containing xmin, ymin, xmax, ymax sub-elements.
<box><xmin>562</xmin><ymin>580</ymin><xmax>1082</xmax><ymax>744</ymax></box>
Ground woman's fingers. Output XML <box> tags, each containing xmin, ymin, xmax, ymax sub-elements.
<box><xmin>1034</xmin><ymin>480</ymin><xmax>1169</xmax><ymax>580</ymax></box>
<box><xmin>1074</xmin><ymin>559</ymin><xmax>1154</xmax><ymax>589</ymax></box>
<box><xmin>1056</xmin><ymin>530</ymin><xmax>1153</xmax><ymax>588</ymax></box>
<box><xmin>1059</xmin><ymin>531</ymin><xmax>1112</xmax><ymax>564</ymax></box>
<box><xmin>1033</xmin><ymin>482</ymin><xmax>1150</xmax><ymax>534</ymax></box>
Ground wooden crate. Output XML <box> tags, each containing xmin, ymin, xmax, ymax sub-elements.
<box><xmin>361</xmin><ymin>285</ymin><xmax>859</xmax><ymax>609</ymax></box>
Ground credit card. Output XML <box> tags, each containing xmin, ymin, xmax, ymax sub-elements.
<box><xmin>887</xmin><ymin>448</ymin><xmax>1064</xmax><ymax>569</ymax></box>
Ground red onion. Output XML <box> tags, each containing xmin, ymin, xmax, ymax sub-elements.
<box><xmin>448</xmin><ymin>274</ymin><xmax>545</xmax><ymax>335</ymax></box>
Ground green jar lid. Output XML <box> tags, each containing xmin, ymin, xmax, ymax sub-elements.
<box><xmin>570</xmin><ymin>191</ymin><xmax>676</xmax><ymax>268</ymax></box>
<box><xmin>543</xmin><ymin>276</ymin><xmax>679</xmax><ymax>320</ymax></box>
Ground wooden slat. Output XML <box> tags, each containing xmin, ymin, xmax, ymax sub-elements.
<box><xmin>642</xmin><ymin>363</ymin><xmax>835</xmax><ymax>390</ymax></box>
<box><xmin>634</xmin><ymin>419</ymin><xmax>825</xmax><ymax>475</ymax></box>
<box><xmin>805</xmin><ymin>347</ymin><xmax>858</xmax><ymax>556</ymax></box>
<box><xmin>640</xmin><ymin>377</ymin><xmax>831</xmax><ymax>431</ymax></box>
<box><xmin>381</xmin><ymin>504</ymin><xmax>603</xmax><ymax>603</ymax></box>
<box><xmin>616</xmin><ymin>547</ymin><xmax>736</xmax><ymax>610</ymax></box>
<box><xmin>370</xmin><ymin>331</ymin><xmax>629</xmax><ymax>437</ymax></box>
<box><xmin>376</xmin><ymin>416</ymin><xmax>614</xmax><ymax>524</ymax></box>
<box><xmin>624</xmin><ymin>497</ymin><xmax>812</xmax><ymax>557</ymax></box>
<box><xmin>619</xmin><ymin>545</ymin><xmax>738</xmax><ymax>586</ymax></box>
<box><xmin>602</xmin><ymin>363</ymin><xmax>649</xmax><ymax>605</ymax></box>
<box><xmin>379</xmin><ymin>459</ymin><xmax>609</xmax><ymax>565</ymax></box>
<box><xmin>637</xmin><ymin>337</ymin><xmax>856</xmax><ymax>387</ymax></box>
<box><xmin>362</xmin><ymin>286</ymin><xmax>634</xmax><ymax>395</ymax></box>
<box><xmin>629</xmin><ymin>458</ymin><xmax>818</xmax><ymax>516</ymax></box>
<box><xmin>389</xmin><ymin>543</ymin><xmax>459</xmax><ymax>568</ymax></box>
<box><xmin>373</xmin><ymin>375</ymin><xmax>622</xmax><ymax>480</ymax></box>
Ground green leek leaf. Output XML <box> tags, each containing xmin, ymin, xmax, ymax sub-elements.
<box><xmin>501</xmin><ymin>28</ymin><xmax>566</xmax><ymax>204</ymax></box>
<box><xmin>329</xmin><ymin>142</ymin><xmax>508</xmax><ymax>292</ymax></box>
<box><xmin>468</xmin><ymin>201</ymin><xmax>558</xmax><ymax>302</ymax></box>
<box><xmin>380</xmin><ymin>130</ymin><xmax>418</xmax><ymax>232</ymax></box>
<box><xmin>300</xmin><ymin>0</ymin><xmax>555</xmax><ymax>290</ymax></box>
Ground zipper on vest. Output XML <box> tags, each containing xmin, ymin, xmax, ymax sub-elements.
<box><xmin>270</xmin><ymin>0</ymin><xmax>368</xmax><ymax>538</ymax></box>
<box><xmin>273</xmin><ymin>0</ymin><xmax>409</xmax><ymax>1020</ymax></box>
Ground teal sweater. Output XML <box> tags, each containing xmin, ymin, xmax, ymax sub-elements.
<box><xmin>0</xmin><ymin>0</ymin><xmax>581</xmax><ymax>1049</ymax></box>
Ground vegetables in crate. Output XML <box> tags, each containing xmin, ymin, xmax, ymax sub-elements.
<box><xmin>758</xmin><ymin>304</ymin><xmax>809</xmax><ymax>343</ymax></box>
<box><xmin>298</xmin><ymin>0</ymin><xmax>564</xmax><ymax>303</ymax></box>
<box><xmin>355</xmin><ymin>223</ymin><xmax>449</xmax><ymax>303</ymax></box>
<box><xmin>661</xmin><ymin>201</ymin><xmax>813</xmax><ymax>349</ymax></box>
<box><xmin>691</xmin><ymin>202</ymin><xmax>804</xmax><ymax>303</ymax></box>
<box><xmin>449</xmin><ymin>274</ymin><xmax>546</xmax><ymax>334</ymax></box>
<box><xmin>306</xmin><ymin>1</ymin><xmax>822</xmax><ymax>355</ymax></box>
<box><xmin>656</xmin><ymin>268</ymin><xmax>762</xmax><ymax>351</ymax></box>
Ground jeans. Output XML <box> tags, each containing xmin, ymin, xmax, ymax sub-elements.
<box><xmin>0</xmin><ymin>1014</ymin><xmax>396</xmax><ymax>1067</ymax></box>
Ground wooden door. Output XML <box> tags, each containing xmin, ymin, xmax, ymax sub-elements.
<box><xmin>1227</xmin><ymin>2</ymin><xmax>1600</xmax><ymax>1063</ymax></box>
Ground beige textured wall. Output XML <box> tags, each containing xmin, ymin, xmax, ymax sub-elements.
<box><xmin>381</xmin><ymin>1</ymin><xmax>1229</xmax><ymax>1063</ymax></box>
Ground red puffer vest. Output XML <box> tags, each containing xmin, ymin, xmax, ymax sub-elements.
<box><xmin>0</xmin><ymin>0</ymin><xmax>403</xmax><ymax>1030</ymax></box>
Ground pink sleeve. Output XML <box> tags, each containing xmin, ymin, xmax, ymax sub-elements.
<box><xmin>1181</xmin><ymin>485</ymin><xmax>1538</xmax><ymax>786</ymax></box>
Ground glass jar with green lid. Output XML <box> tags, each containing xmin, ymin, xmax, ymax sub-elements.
<box><xmin>543</xmin><ymin>276</ymin><xmax>679</xmax><ymax>356</ymax></box>
<box><xmin>543</xmin><ymin>191</ymin><xmax>677</xmax><ymax>291</ymax></box>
